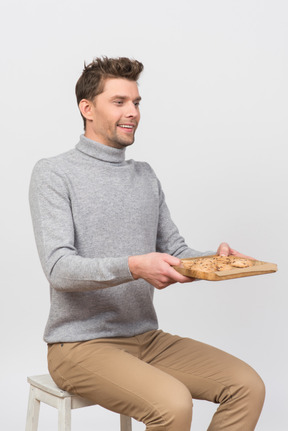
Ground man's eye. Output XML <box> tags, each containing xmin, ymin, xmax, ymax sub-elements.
<box><xmin>114</xmin><ymin>100</ymin><xmax>123</xmax><ymax>105</ymax></box>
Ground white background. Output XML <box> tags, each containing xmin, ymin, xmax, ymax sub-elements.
<box><xmin>1</xmin><ymin>0</ymin><xmax>287</xmax><ymax>430</ymax></box>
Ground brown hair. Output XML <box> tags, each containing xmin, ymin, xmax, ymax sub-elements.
<box><xmin>75</xmin><ymin>56</ymin><xmax>144</xmax><ymax>128</ymax></box>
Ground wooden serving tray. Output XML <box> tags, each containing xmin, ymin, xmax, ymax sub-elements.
<box><xmin>174</xmin><ymin>255</ymin><xmax>278</xmax><ymax>281</ymax></box>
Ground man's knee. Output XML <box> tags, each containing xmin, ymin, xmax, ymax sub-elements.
<box><xmin>245</xmin><ymin>368</ymin><xmax>265</xmax><ymax>408</ymax></box>
<box><xmin>227</xmin><ymin>364</ymin><xmax>265</xmax><ymax>410</ymax></box>
<box><xmin>168</xmin><ymin>392</ymin><xmax>193</xmax><ymax>427</ymax></box>
<box><xmin>145</xmin><ymin>385</ymin><xmax>193</xmax><ymax>430</ymax></box>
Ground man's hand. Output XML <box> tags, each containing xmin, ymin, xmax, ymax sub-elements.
<box><xmin>217</xmin><ymin>242</ymin><xmax>255</xmax><ymax>259</ymax></box>
<box><xmin>128</xmin><ymin>252</ymin><xmax>193</xmax><ymax>290</ymax></box>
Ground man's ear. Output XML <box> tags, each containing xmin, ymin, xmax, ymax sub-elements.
<box><xmin>79</xmin><ymin>99</ymin><xmax>94</xmax><ymax>121</ymax></box>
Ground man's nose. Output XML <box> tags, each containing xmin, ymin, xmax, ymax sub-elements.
<box><xmin>125</xmin><ymin>102</ymin><xmax>139</xmax><ymax>117</ymax></box>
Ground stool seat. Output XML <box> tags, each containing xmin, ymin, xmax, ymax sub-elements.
<box><xmin>25</xmin><ymin>374</ymin><xmax>132</xmax><ymax>431</ymax></box>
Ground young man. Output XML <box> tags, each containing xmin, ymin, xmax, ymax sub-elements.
<box><xmin>29</xmin><ymin>57</ymin><xmax>265</xmax><ymax>431</ymax></box>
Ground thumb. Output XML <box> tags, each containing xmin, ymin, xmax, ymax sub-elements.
<box><xmin>162</xmin><ymin>254</ymin><xmax>182</xmax><ymax>266</ymax></box>
<box><xmin>217</xmin><ymin>242</ymin><xmax>230</xmax><ymax>256</ymax></box>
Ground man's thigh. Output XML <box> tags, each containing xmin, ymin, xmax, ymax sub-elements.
<box><xmin>142</xmin><ymin>330</ymin><xmax>261</xmax><ymax>403</ymax></box>
<box><xmin>47</xmin><ymin>338</ymin><xmax>192</xmax><ymax>428</ymax></box>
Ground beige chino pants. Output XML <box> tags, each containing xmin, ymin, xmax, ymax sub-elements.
<box><xmin>48</xmin><ymin>330</ymin><xmax>265</xmax><ymax>431</ymax></box>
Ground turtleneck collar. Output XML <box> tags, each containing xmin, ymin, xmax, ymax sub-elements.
<box><xmin>76</xmin><ymin>134</ymin><xmax>126</xmax><ymax>164</ymax></box>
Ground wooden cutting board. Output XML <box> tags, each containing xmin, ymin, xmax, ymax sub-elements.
<box><xmin>174</xmin><ymin>255</ymin><xmax>278</xmax><ymax>281</ymax></box>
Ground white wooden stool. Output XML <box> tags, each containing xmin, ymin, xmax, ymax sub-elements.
<box><xmin>25</xmin><ymin>374</ymin><xmax>132</xmax><ymax>431</ymax></box>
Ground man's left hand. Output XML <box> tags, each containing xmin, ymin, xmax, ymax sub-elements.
<box><xmin>217</xmin><ymin>242</ymin><xmax>255</xmax><ymax>260</ymax></box>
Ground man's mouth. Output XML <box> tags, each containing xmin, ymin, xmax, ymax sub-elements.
<box><xmin>118</xmin><ymin>124</ymin><xmax>134</xmax><ymax>130</ymax></box>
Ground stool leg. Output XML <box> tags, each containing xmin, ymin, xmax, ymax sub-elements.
<box><xmin>25</xmin><ymin>387</ymin><xmax>40</xmax><ymax>431</ymax></box>
<box><xmin>120</xmin><ymin>414</ymin><xmax>132</xmax><ymax>431</ymax></box>
<box><xmin>58</xmin><ymin>397</ymin><xmax>72</xmax><ymax>431</ymax></box>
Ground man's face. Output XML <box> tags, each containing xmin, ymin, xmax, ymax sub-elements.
<box><xmin>82</xmin><ymin>78</ymin><xmax>141</xmax><ymax>149</ymax></box>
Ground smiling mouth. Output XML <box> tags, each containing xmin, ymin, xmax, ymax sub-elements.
<box><xmin>117</xmin><ymin>124</ymin><xmax>136</xmax><ymax>135</ymax></box>
<box><xmin>118</xmin><ymin>124</ymin><xmax>134</xmax><ymax>130</ymax></box>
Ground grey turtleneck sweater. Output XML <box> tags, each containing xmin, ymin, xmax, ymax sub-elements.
<box><xmin>29</xmin><ymin>135</ymin><xmax>207</xmax><ymax>343</ymax></box>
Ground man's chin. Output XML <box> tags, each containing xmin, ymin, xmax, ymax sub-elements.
<box><xmin>114</xmin><ymin>137</ymin><xmax>135</xmax><ymax>149</ymax></box>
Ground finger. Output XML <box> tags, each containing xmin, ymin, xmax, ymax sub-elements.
<box><xmin>217</xmin><ymin>242</ymin><xmax>230</xmax><ymax>256</ymax></box>
<box><xmin>156</xmin><ymin>275</ymin><xmax>194</xmax><ymax>289</ymax></box>
<box><xmin>229</xmin><ymin>248</ymin><xmax>255</xmax><ymax>260</ymax></box>
<box><xmin>162</xmin><ymin>254</ymin><xmax>182</xmax><ymax>267</ymax></box>
<box><xmin>155</xmin><ymin>282</ymin><xmax>170</xmax><ymax>290</ymax></box>
<box><xmin>179</xmin><ymin>275</ymin><xmax>196</xmax><ymax>283</ymax></box>
<box><xmin>166</xmin><ymin>265</ymin><xmax>194</xmax><ymax>283</ymax></box>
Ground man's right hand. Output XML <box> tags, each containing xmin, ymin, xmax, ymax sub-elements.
<box><xmin>128</xmin><ymin>252</ymin><xmax>193</xmax><ymax>290</ymax></box>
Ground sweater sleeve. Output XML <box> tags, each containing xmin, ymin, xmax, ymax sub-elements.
<box><xmin>155</xmin><ymin>177</ymin><xmax>214</xmax><ymax>258</ymax></box>
<box><xmin>29</xmin><ymin>159</ymin><xmax>134</xmax><ymax>292</ymax></box>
